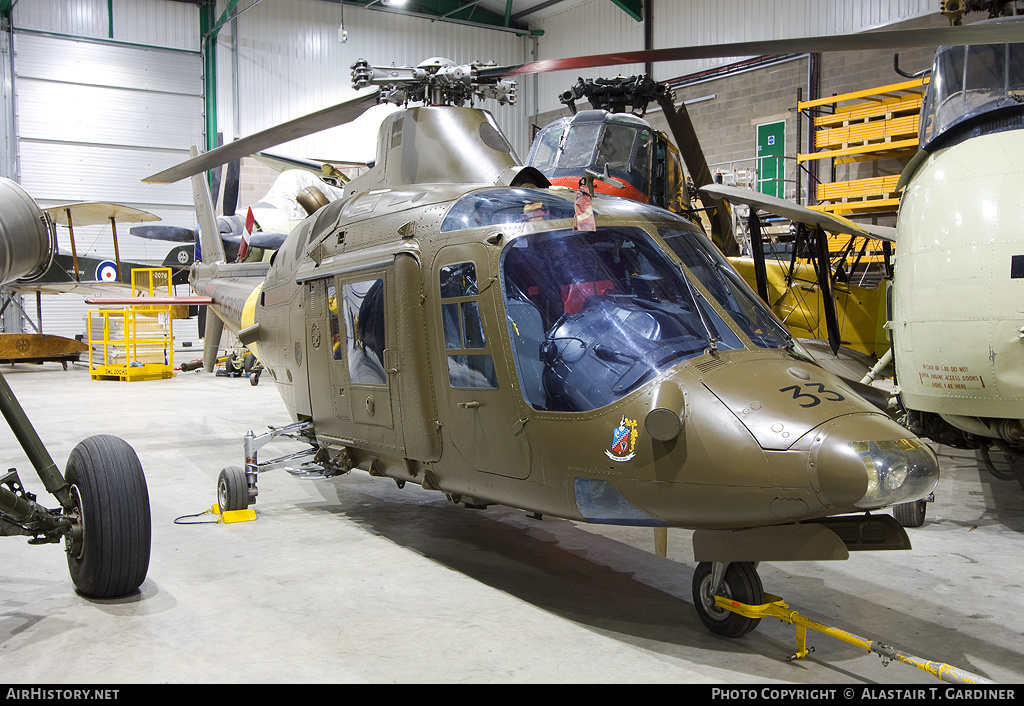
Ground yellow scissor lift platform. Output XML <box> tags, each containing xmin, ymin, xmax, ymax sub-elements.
<box><xmin>88</xmin><ymin>268</ymin><xmax>176</xmax><ymax>381</ymax></box>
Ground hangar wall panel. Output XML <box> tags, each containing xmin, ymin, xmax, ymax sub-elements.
<box><xmin>11</xmin><ymin>0</ymin><xmax>109</xmax><ymax>38</ymax></box>
<box><xmin>109</xmin><ymin>0</ymin><xmax>200</xmax><ymax>51</ymax></box>
<box><xmin>8</xmin><ymin>16</ymin><xmax>203</xmax><ymax>342</ymax></box>
<box><xmin>217</xmin><ymin>0</ymin><xmax>532</xmax><ymax>159</ymax></box>
<box><xmin>530</xmin><ymin>0</ymin><xmax>936</xmax><ymax>115</ymax></box>
<box><xmin>12</xmin><ymin>0</ymin><xmax>199</xmax><ymax>51</ymax></box>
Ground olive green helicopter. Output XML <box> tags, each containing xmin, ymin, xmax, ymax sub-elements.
<box><xmin>141</xmin><ymin>21</ymin><xmax>1023</xmax><ymax>640</ymax></box>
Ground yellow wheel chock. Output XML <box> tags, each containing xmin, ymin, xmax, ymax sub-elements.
<box><xmin>714</xmin><ymin>593</ymin><xmax>996</xmax><ymax>684</ymax></box>
<box><xmin>211</xmin><ymin>503</ymin><xmax>257</xmax><ymax>524</ymax></box>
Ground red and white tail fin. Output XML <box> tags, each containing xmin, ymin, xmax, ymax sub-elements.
<box><xmin>237</xmin><ymin>207</ymin><xmax>255</xmax><ymax>262</ymax></box>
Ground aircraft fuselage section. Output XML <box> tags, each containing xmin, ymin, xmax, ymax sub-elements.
<box><xmin>221</xmin><ymin>183</ymin><xmax>938</xmax><ymax>531</ymax></box>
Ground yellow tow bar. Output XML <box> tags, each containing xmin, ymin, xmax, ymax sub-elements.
<box><xmin>715</xmin><ymin>594</ymin><xmax>995</xmax><ymax>684</ymax></box>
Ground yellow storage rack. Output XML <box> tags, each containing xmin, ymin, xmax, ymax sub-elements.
<box><xmin>798</xmin><ymin>77</ymin><xmax>927</xmax><ymax>217</ymax></box>
<box><xmin>88</xmin><ymin>268</ymin><xmax>176</xmax><ymax>381</ymax></box>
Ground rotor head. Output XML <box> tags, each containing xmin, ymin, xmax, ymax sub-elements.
<box><xmin>351</xmin><ymin>57</ymin><xmax>516</xmax><ymax>107</ymax></box>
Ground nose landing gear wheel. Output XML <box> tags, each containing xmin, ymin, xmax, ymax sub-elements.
<box><xmin>65</xmin><ymin>435</ymin><xmax>151</xmax><ymax>598</ymax></box>
<box><xmin>692</xmin><ymin>561</ymin><xmax>764</xmax><ymax>637</ymax></box>
<box><xmin>217</xmin><ymin>465</ymin><xmax>250</xmax><ymax>512</ymax></box>
<box><xmin>893</xmin><ymin>498</ymin><xmax>927</xmax><ymax>527</ymax></box>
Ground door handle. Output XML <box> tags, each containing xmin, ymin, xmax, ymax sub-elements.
<box><xmin>457</xmin><ymin>401</ymin><xmax>480</xmax><ymax>409</ymax></box>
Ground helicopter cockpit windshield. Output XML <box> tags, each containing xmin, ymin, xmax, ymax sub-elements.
<box><xmin>526</xmin><ymin>113</ymin><xmax>656</xmax><ymax>199</ymax></box>
<box><xmin>919</xmin><ymin>37</ymin><xmax>1024</xmax><ymax>149</ymax></box>
<box><xmin>480</xmin><ymin>200</ymin><xmax>793</xmax><ymax>413</ymax></box>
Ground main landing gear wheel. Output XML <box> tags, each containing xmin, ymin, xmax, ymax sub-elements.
<box><xmin>217</xmin><ymin>465</ymin><xmax>250</xmax><ymax>512</ymax></box>
<box><xmin>65</xmin><ymin>435</ymin><xmax>151</xmax><ymax>598</ymax></box>
<box><xmin>692</xmin><ymin>561</ymin><xmax>764</xmax><ymax>638</ymax></box>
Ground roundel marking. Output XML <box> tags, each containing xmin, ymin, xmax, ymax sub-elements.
<box><xmin>95</xmin><ymin>260</ymin><xmax>118</xmax><ymax>282</ymax></box>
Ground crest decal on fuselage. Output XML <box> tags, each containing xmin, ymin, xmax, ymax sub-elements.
<box><xmin>606</xmin><ymin>416</ymin><xmax>638</xmax><ymax>462</ymax></box>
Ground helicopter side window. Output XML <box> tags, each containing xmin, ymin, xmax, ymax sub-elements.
<box><xmin>668</xmin><ymin>151</ymin><xmax>685</xmax><ymax>211</ymax></box>
<box><xmin>557</xmin><ymin>123</ymin><xmax>602</xmax><ymax>169</ymax></box>
<box><xmin>596</xmin><ymin>124</ymin><xmax>637</xmax><ymax>172</ymax></box>
<box><xmin>439</xmin><ymin>262</ymin><xmax>478</xmax><ymax>297</ymax></box>
<box><xmin>327</xmin><ymin>283</ymin><xmax>343</xmax><ymax>361</ymax></box>
<box><xmin>921</xmin><ymin>45</ymin><xmax>965</xmax><ymax>146</ymax></box>
<box><xmin>632</xmin><ymin>129</ymin><xmax>654</xmax><ymax>189</ymax></box>
<box><xmin>1010</xmin><ymin>43</ymin><xmax>1024</xmax><ymax>92</ymax></box>
<box><xmin>440</xmin><ymin>261</ymin><xmax>497</xmax><ymax>390</ymax></box>
<box><xmin>962</xmin><ymin>44</ymin><xmax>1006</xmax><ymax>116</ymax></box>
<box><xmin>527</xmin><ymin>123</ymin><xmax>565</xmax><ymax>172</ymax></box>
<box><xmin>342</xmin><ymin>279</ymin><xmax>387</xmax><ymax>385</ymax></box>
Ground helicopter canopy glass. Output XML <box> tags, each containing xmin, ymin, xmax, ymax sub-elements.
<box><xmin>920</xmin><ymin>40</ymin><xmax>1024</xmax><ymax>149</ymax></box>
<box><xmin>500</xmin><ymin>223</ymin><xmax>785</xmax><ymax>412</ymax></box>
<box><xmin>441</xmin><ymin>188</ymin><xmax>575</xmax><ymax>232</ymax></box>
<box><xmin>658</xmin><ymin>226</ymin><xmax>792</xmax><ymax>350</ymax></box>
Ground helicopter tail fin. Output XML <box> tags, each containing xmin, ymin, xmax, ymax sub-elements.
<box><xmin>189</xmin><ymin>146</ymin><xmax>226</xmax><ymax>264</ymax></box>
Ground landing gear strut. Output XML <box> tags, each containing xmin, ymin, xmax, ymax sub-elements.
<box><xmin>213</xmin><ymin>421</ymin><xmax>318</xmax><ymax>511</ymax></box>
<box><xmin>0</xmin><ymin>370</ymin><xmax>151</xmax><ymax>597</ymax></box>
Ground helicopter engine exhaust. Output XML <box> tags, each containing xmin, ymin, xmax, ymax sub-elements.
<box><xmin>0</xmin><ymin>177</ymin><xmax>55</xmax><ymax>286</ymax></box>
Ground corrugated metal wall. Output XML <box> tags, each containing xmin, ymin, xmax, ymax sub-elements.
<box><xmin>529</xmin><ymin>0</ymin><xmax>936</xmax><ymax>115</ymax></box>
<box><xmin>216</xmin><ymin>1</ymin><xmax>532</xmax><ymax>159</ymax></box>
<box><xmin>9</xmin><ymin>0</ymin><xmax>202</xmax><ymax>342</ymax></box>
<box><xmin>12</xmin><ymin>0</ymin><xmax>199</xmax><ymax>50</ymax></box>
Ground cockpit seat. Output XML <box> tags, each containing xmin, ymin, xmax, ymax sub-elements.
<box><xmin>506</xmin><ymin>294</ymin><xmax>547</xmax><ymax>408</ymax></box>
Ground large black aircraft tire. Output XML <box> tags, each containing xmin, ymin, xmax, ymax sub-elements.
<box><xmin>893</xmin><ymin>499</ymin><xmax>927</xmax><ymax>527</ymax></box>
<box><xmin>692</xmin><ymin>561</ymin><xmax>764</xmax><ymax>638</ymax></box>
<box><xmin>65</xmin><ymin>435</ymin><xmax>151</xmax><ymax>598</ymax></box>
<box><xmin>217</xmin><ymin>466</ymin><xmax>249</xmax><ymax>512</ymax></box>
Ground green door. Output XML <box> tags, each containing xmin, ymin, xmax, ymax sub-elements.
<box><xmin>756</xmin><ymin>120</ymin><xmax>786</xmax><ymax>198</ymax></box>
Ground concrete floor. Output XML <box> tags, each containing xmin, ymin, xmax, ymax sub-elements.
<box><xmin>1</xmin><ymin>360</ymin><xmax>1023</xmax><ymax>684</ymax></box>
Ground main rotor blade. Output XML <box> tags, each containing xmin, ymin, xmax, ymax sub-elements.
<box><xmin>209</xmin><ymin>132</ymin><xmax>225</xmax><ymax>212</ymax></box>
<box><xmin>130</xmin><ymin>225</ymin><xmax>197</xmax><ymax>242</ymax></box>
<box><xmin>144</xmin><ymin>88</ymin><xmax>381</xmax><ymax>184</ymax></box>
<box><xmin>655</xmin><ymin>91</ymin><xmax>736</xmax><ymax>256</ymax></box>
<box><xmin>223</xmin><ymin>158</ymin><xmax>240</xmax><ymax>217</ymax></box>
<box><xmin>483</xmin><ymin>23</ymin><xmax>1024</xmax><ymax>78</ymax></box>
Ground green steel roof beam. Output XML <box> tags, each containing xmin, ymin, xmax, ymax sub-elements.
<box><xmin>611</xmin><ymin>0</ymin><xmax>642</xmax><ymax>22</ymax></box>
<box><xmin>343</xmin><ymin>1</ymin><xmax>529</xmax><ymax>32</ymax></box>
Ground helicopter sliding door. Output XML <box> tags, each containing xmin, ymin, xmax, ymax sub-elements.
<box><xmin>304</xmin><ymin>268</ymin><xmax>404</xmax><ymax>457</ymax></box>
<box><xmin>303</xmin><ymin>278</ymin><xmax>352</xmax><ymax>439</ymax></box>
<box><xmin>432</xmin><ymin>244</ymin><xmax>531</xmax><ymax>480</ymax></box>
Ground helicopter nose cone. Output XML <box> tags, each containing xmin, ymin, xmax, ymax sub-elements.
<box><xmin>809</xmin><ymin>414</ymin><xmax>939</xmax><ymax>511</ymax></box>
